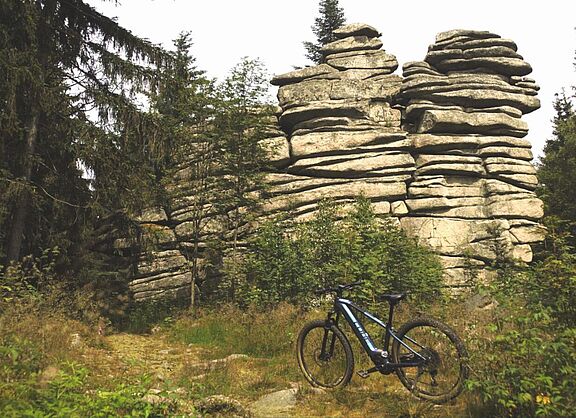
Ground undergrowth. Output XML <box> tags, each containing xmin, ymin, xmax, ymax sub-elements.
<box><xmin>1</xmin><ymin>362</ymin><xmax>173</xmax><ymax>418</ymax></box>
<box><xmin>0</xmin><ymin>312</ymin><xmax>177</xmax><ymax>417</ymax></box>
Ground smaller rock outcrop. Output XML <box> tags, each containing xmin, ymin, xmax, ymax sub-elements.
<box><xmin>125</xmin><ymin>208</ymin><xmax>192</xmax><ymax>301</ymax></box>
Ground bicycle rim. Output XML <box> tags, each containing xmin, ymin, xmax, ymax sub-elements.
<box><xmin>297</xmin><ymin>320</ymin><xmax>353</xmax><ymax>388</ymax></box>
<box><xmin>393</xmin><ymin>318</ymin><xmax>467</xmax><ymax>403</ymax></box>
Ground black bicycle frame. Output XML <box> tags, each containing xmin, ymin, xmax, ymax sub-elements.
<box><xmin>330</xmin><ymin>297</ymin><xmax>427</xmax><ymax>369</ymax></box>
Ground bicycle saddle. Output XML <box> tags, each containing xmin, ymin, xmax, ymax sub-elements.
<box><xmin>380</xmin><ymin>293</ymin><xmax>406</xmax><ymax>303</ymax></box>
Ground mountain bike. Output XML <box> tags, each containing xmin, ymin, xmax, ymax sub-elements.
<box><xmin>296</xmin><ymin>281</ymin><xmax>468</xmax><ymax>403</ymax></box>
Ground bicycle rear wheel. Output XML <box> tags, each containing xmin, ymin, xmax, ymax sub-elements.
<box><xmin>391</xmin><ymin>317</ymin><xmax>468</xmax><ymax>403</ymax></box>
<box><xmin>296</xmin><ymin>319</ymin><xmax>354</xmax><ymax>389</ymax></box>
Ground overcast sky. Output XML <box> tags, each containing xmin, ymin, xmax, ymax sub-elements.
<box><xmin>87</xmin><ymin>0</ymin><xmax>576</xmax><ymax>158</ymax></box>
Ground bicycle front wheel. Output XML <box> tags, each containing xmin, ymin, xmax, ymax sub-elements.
<box><xmin>391</xmin><ymin>317</ymin><xmax>468</xmax><ymax>403</ymax></box>
<box><xmin>296</xmin><ymin>319</ymin><xmax>354</xmax><ymax>389</ymax></box>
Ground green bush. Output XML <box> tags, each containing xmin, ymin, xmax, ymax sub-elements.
<box><xmin>0</xmin><ymin>335</ymin><xmax>41</xmax><ymax>386</ymax></box>
<box><xmin>237</xmin><ymin>198</ymin><xmax>443</xmax><ymax>308</ymax></box>
<box><xmin>120</xmin><ymin>298</ymin><xmax>181</xmax><ymax>334</ymax></box>
<box><xmin>0</xmin><ymin>248</ymin><xmax>57</xmax><ymax>307</ymax></box>
<box><xmin>467</xmin><ymin>222</ymin><xmax>576</xmax><ymax>417</ymax></box>
<box><xmin>483</xmin><ymin>217</ymin><xmax>576</xmax><ymax>328</ymax></box>
<box><xmin>468</xmin><ymin>312</ymin><xmax>576</xmax><ymax>417</ymax></box>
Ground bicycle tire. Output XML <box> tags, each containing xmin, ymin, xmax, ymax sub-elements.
<box><xmin>391</xmin><ymin>317</ymin><xmax>468</xmax><ymax>403</ymax></box>
<box><xmin>296</xmin><ymin>319</ymin><xmax>354</xmax><ymax>389</ymax></box>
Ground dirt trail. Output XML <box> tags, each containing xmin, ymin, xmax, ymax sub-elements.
<box><xmin>79</xmin><ymin>331</ymin><xmax>205</xmax><ymax>389</ymax></box>
<box><xmin>103</xmin><ymin>332</ymin><xmax>204</xmax><ymax>383</ymax></box>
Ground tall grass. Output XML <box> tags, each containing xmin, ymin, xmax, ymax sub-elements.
<box><xmin>170</xmin><ymin>303</ymin><xmax>307</xmax><ymax>359</ymax></box>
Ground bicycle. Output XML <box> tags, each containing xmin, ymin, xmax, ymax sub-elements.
<box><xmin>296</xmin><ymin>281</ymin><xmax>468</xmax><ymax>404</ymax></box>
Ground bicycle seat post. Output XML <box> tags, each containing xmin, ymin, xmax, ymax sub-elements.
<box><xmin>383</xmin><ymin>298</ymin><xmax>399</xmax><ymax>352</ymax></box>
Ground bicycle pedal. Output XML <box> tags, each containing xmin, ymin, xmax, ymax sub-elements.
<box><xmin>356</xmin><ymin>370</ymin><xmax>370</xmax><ymax>379</ymax></box>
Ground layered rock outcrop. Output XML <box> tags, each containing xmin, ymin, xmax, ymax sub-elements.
<box><xmin>268</xmin><ymin>26</ymin><xmax>545</xmax><ymax>285</ymax></box>
<box><xmin>126</xmin><ymin>25</ymin><xmax>545</xmax><ymax>300</ymax></box>
<box><xmin>125</xmin><ymin>207</ymin><xmax>192</xmax><ymax>301</ymax></box>
<box><xmin>398</xmin><ymin>30</ymin><xmax>545</xmax><ymax>283</ymax></box>
<box><xmin>268</xmin><ymin>24</ymin><xmax>411</xmax><ymax>221</ymax></box>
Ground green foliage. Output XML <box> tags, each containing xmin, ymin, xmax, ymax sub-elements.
<box><xmin>0</xmin><ymin>246</ymin><xmax>131</xmax><ymax>329</ymax></box>
<box><xmin>171</xmin><ymin>303</ymin><xmax>304</xmax><ymax>359</ymax></box>
<box><xmin>152</xmin><ymin>32</ymin><xmax>215</xmax><ymax>129</ymax></box>
<box><xmin>0</xmin><ymin>335</ymin><xmax>42</xmax><ymax>384</ymax></box>
<box><xmin>1</xmin><ymin>363</ymin><xmax>173</xmax><ymax>417</ymax></box>
<box><xmin>149</xmin><ymin>32</ymin><xmax>222</xmax><ymax>311</ymax></box>
<box><xmin>215</xmin><ymin>57</ymin><xmax>271</xmax><ymax>220</ymax></box>
<box><xmin>236</xmin><ymin>198</ymin><xmax>443</xmax><ymax>308</ymax></box>
<box><xmin>121</xmin><ymin>299</ymin><xmax>182</xmax><ymax>334</ymax></box>
<box><xmin>475</xmin><ymin>57</ymin><xmax>576</xmax><ymax>413</ymax></box>
<box><xmin>468</xmin><ymin>313</ymin><xmax>576</xmax><ymax>417</ymax></box>
<box><xmin>467</xmin><ymin>226</ymin><xmax>576</xmax><ymax>417</ymax></box>
<box><xmin>479</xmin><ymin>218</ymin><xmax>576</xmax><ymax>328</ymax></box>
<box><xmin>0</xmin><ymin>0</ymin><xmax>170</xmax><ymax>264</ymax></box>
<box><xmin>303</xmin><ymin>0</ymin><xmax>346</xmax><ymax>64</ymax></box>
<box><xmin>0</xmin><ymin>248</ymin><xmax>58</xmax><ymax>308</ymax></box>
<box><xmin>212</xmin><ymin>57</ymin><xmax>274</xmax><ymax>301</ymax></box>
<box><xmin>538</xmin><ymin>92</ymin><xmax>576</xmax><ymax>241</ymax></box>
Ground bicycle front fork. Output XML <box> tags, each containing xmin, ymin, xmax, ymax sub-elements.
<box><xmin>319</xmin><ymin>311</ymin><xmax>339</xmax><ymax>360</ymax></box>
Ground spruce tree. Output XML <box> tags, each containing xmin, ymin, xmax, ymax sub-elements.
<box><xmin>151</xmin><ymin>32</ymin><xmax>220</xmax><ymax>310</ymax></box>
<box><xmin>0</xmin><ymin>0</ymin><xmax>169</xmax><ymax>263</ymax></box>
<box><xmin>303</xmin><ymin>0</ymin><xmax>346</xmax><ymax>64</ymax></box>
<box><xmin>214</xmin><ymin>57</ymin><xmax>272</xmax><ymax>300</ymax></box>
<box><xmin>538</xmin><ymin>91</ymin><xmax>576</xmax><ymax>233</ymax></box>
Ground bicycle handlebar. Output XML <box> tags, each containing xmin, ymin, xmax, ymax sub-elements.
<box><xmin>314</xmin><ymin>280</ymin><xmax>363</xmax><ymax>296</ymax></box>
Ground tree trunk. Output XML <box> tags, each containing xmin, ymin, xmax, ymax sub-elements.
<box><xmin>229</xmin><ymin>205</ymin><xmax>240</xmax><ymax>301</ymax></box>
<box><xmin>6</xmin><ymin>0</ymin><xmax>55</xmax><ymax>262</ymax></box>
<box><xmin>189</xmin><ymin>250</ymin><xmax>198</xmax><ymax>314</ymax></box>
<box><xmin>6</xmin><ymin>111</ymin><xmax>39</xmax><ymax>261</ymax></box>
<box><xmin>189</xmin><ymin>216</ymin><xmax>202</xmax><ymax>314</ymax></box>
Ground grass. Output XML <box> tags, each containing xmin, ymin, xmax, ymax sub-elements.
<box><xmin>168</xmin><ymin>301</ymin><xmax>474</xmax><ymax>417</ymax></box>
<box><xmin>0</xmin><ymin>295</ymin><xmax>495</xmax><ymax>417</ymax></box>
<box><xmin>169</xmin><ymin>302</ymin><xmax>306</xmax><ymax>359</ymax></box>
<box><xmin>0</xmin><ymin>302</ymin><xmax>182</xmax><ymax>417</ymax></box>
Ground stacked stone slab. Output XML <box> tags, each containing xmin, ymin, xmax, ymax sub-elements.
<box><xmin>399</xmin><ymin>29</ymin><xmax>545</xmax><ymax>284</ymax></box>
<box><xmin>123</xmin><ymin>207</ymin><xmax>192</xmax><ymax>301</ymax></box>
<box><xmin>269</xmin><ymin>23</ymin><xmax>413</xmax><ymax>221</ymax></box>
<box><xmin>126</xmin><ymin>119</ymin><xmax>288</xmax><ymax>301</ymax></box>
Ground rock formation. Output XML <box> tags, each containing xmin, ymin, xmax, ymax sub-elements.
<box><xmin>398</xmin><ymin>29</ymin><xmax>545</xmax><ymax>284</ymax></box>
<box><xmin>268</xmin><ymin>23</ymin><xmax>411</xmax><ymax>221</ymax></box>
<box><xmin>125</xmin><ymin>25</ymin><xmax>546</xmax><ymax>301</ymax></box>
<box><xmin>125</xmin><ymin>207</ymin><xmax>192</xmax><ymax>301</ymax></box>
<box><xmin>267</xmin><ymin>25</ymin><xmax>545</xmax><ymax>286</ymax></box>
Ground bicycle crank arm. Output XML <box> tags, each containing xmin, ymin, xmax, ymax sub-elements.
<box><xmin>356</xmin><ymin>366</ymin><xmax>379</xmax><ymax>378</ymax></box>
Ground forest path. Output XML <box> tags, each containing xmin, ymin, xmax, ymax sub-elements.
<box><xmin>101</xmin><ymin>332</ymin><xmax>204</xmax><ymax>383</ymax></box>
<box><xmin>100</xmin><ymin>332</ymin><xmax>301</xmax><ymax>416</ymax></box>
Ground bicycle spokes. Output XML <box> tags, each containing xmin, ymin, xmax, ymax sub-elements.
<box><xmin>396</xmin><ymin>324</ymin><xmax>463</xmax><ymax>399</ymax></box>
<box><xmin>299</xmin><ymin>323</ymin><xmax>353</xmax><ymax>388</ymax></box>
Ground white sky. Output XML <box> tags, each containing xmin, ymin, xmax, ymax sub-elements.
<box><xmin>87</xmin><ymin>0</ymin><xmax>576</xmax><ymax>158</ymax></box>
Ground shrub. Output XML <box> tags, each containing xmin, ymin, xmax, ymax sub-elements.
<box><xmin>467</xmin><ymin>221</ymin><xmax>576</xmax><ymax>417</ymax></box>
<box><xmin>0</xmin><ymin>248</ymin><xmax>118</xmax><ymax>327</ymax></box>
<box><xmin>236</xmin><ymin>198</ymin><xmax>443</xmax><ymax>308</ymax></box>
<box><xmin>468</xmin><ymin>311</ymin><xmax>576</xmax><ymax>417</ymax></box>
<box><xmin>120</xmin><ymin>298</ymin><xmax>183</xmax><ymax>334</ymax></box>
